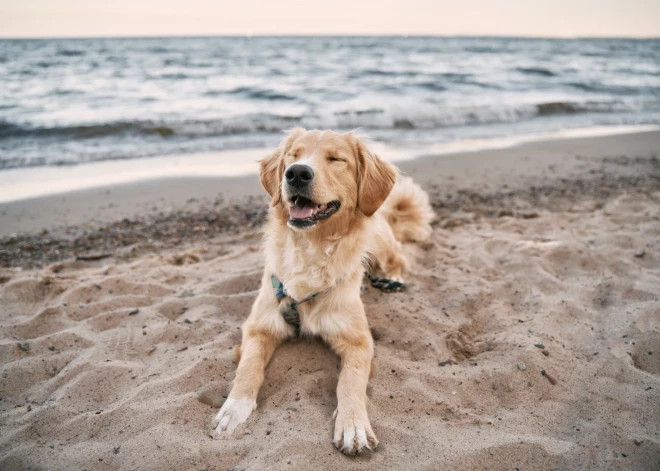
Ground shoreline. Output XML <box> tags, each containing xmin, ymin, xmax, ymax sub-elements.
<box><xmin>0</xmin><ymin>124</ymin><xmax>657</xmax><ymax>205</ymax></box>
<box><xmin>1</xmin><ymin>130</ymin><xmax>659</xmax><ymax>268</ymax></box>
<box><xmin>1</xmin><ymin>128</ymin><xmax>659</xmax><ymax>238</ymax></box>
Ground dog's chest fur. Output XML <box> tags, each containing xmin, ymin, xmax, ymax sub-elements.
<box><xmin>264</xmin><ymin>219</ymin><xmax>369</xmax><ymax>302</ymax></box>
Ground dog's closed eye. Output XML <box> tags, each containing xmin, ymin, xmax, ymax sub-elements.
<box><xmin>327</xmin><ymin>156</ymin><xmax>345</xmax><ymax>162</ymax></box>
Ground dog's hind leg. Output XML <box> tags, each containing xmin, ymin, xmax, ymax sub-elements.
<box><xmin>368</xmin><ymin>216</ymin><xmax>408</xmax><ymax>284</ymax></box>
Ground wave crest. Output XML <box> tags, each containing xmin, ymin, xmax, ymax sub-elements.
<box><xmin>1</xmin><ymin>99</ymin><xmax>652</xmax><ymax>143</ymax></box>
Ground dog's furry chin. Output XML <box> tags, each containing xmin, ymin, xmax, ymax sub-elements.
<box><xmin>287</xmin><ymin>218</ymin><xmax>318</xmax><ymax>231</ymax></box>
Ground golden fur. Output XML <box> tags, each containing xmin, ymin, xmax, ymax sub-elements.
<box><xmin>212</xmin><ymin>128</ymin><xmax>433</xmax><ymax>455</ymax></box>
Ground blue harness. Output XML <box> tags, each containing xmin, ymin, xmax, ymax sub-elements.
<box><xmin>271</xmin><ymin>275</ymin><xmax>323</xmax><ymax>334</ymax></box>
<box><xmin>271</xmin><ymin>273</ymin><xmax>404</xmax><ymax>334</ymax></box>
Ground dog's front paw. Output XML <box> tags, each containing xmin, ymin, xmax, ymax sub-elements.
<box><xmin>212</xmin><ymin>397</ymin><xmax>256</xmax><ymax>437</ymax></box>
<box><xmin>333</xmin><ymin>410</ymin><xmax>378</xmax><ymax>455</ymax></box>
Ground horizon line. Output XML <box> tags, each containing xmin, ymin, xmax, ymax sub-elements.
<box><xmin>1</xmin><ymin>33</ymin><xmax>659</xmax><ymax>40</ymax></box>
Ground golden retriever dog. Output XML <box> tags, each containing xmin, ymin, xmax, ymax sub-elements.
<box><xmin>212</xmin><ymin>128</ymin><xmax>433</xmax><ymax>454</ymax></box>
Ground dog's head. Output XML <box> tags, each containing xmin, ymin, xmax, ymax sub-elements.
<box><xmin>260</xmin><ymin>128</ymin><xmax>397</xmax><ymax>232</ymax></box>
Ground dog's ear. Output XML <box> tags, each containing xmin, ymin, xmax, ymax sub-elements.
<box><xmin>259</xmin><ymin>128</ymin><xmax>304</xmax><ymax>206</ymax></box>
<box><xmin>354</xmin><ymin>137</ymin><xmax>398</xmax><ymax>217</ymax></box>
<box><xmin>259</xmin><ymin>150</ymin><xmax>285</xmax><ymax>206</ymax></box>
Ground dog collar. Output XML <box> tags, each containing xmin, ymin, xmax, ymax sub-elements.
<box><xmin>271</xmin><ymin>275</ymin><xmax>327</xmax><ymax>334</ymax></box>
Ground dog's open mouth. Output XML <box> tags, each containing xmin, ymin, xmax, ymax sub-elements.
<box><xmin>288</xmin><ymin>195</ymin><xmax>340</xmax><ymax>228</ymax></box>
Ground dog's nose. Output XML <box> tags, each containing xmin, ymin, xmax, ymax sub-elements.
<box><xmin>285</xmin><ymin>164</ymin><xmax>314</xmax><ymax>188</ymax></box>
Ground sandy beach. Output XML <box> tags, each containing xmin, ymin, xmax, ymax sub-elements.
<box><xmin>1</xmin><ymin>131</ymin><xmax>659</xmax><ymax>470</ymax></box>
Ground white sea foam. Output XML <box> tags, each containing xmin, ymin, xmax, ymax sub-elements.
<box><xmin>1</xmin><ymin>37</ymin><xmax>660</xmax><ymax>171</ymax></box>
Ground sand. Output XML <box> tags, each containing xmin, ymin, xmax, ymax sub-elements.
<box><xmin>1</xmin><ymin>132</ymin><xmax>659</xmax><ymax>470</ymax></box>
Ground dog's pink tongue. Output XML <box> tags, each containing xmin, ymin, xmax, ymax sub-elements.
<box><xmin>289</xmin><ymin>204</ymin><xmax>314</xmax><ymax>219</ymax></box>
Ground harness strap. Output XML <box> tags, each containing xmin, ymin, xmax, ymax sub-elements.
<box><xmin>271</xmin><ymin>273</ymin><xmax>402</xmax><ymax>334</ymax></box>
<box><xmin>271</xmin><ymin>275</ymin><xmax>323</xmax><ymax>333</ymax></box>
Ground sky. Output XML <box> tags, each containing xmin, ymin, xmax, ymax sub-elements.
<box><xmin>1</xmin><ymin>0</ymin><xmax>659</xmax><ymax>38</ymax></box>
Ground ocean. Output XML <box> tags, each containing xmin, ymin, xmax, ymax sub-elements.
<box><xmin>1</xmin><ymin>36</ymin><xmax>659</xmax><ymax>170</ymax></box>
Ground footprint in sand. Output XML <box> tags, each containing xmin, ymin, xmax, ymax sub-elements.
<box><xmin>0</xmin><ymin>276</ymin><xmax>66</xmax><ymax>306</ymax></box>
<box><xmin>103</xmin><ymin>326</ymin><xmax>141</xmax><ymax>361</ymax></box>
<box><xmin>8</xmin><ymin>306</ymin><xmax>71</xmax><ymax>340</ymax></box>
<box><xmin>632</xmin><ymin>332</ymin><xmax>660</xmax><ymax>376</ymax></box>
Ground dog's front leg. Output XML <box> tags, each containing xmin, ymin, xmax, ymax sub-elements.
<box><xmin>329</xmin><ymin>328</ymin><xmax>378</xmax><ymax>455</ymax></box>
<box><xmin>213</xmin><ymin>328</ymin><xmax>281</xmax><ymax>436</ymax></box>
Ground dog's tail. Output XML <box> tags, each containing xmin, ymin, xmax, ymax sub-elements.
<box><xmin>379</xmin><ymin>176</ymin><xmax>434</xmax><ymax>243</ymax></box>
